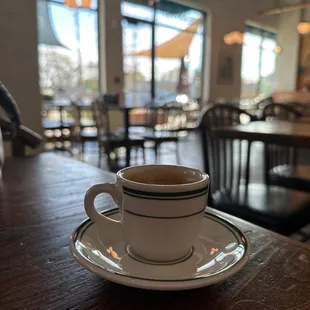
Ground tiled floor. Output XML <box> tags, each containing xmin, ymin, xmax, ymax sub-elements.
<box><xmin>49</xmin><ymin>131</ymin><xmax>310</xmax><ymax>242</ymax></box>
<box><xmin>56</xmin><ymin>132</ymin><xmax>205</xmax><ymax>171</ymax></box>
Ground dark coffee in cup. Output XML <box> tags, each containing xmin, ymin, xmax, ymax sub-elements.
<box><xmin>125</xmin><ymin>166</ymin><xmax>198</xmax><ymax>185</ymax></box>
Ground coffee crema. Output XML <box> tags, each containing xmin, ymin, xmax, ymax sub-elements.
<box><xmin>126</xmin><ymin>171</ymin><xmax>196</xmax><ymax>185</ymax></box>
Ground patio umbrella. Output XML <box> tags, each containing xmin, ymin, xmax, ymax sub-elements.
<box><xmin>133</xmin><ymin>16</ymin><xmax>203</xmax><ymax>59</ymax></box>
<box><xmin>132</xmin><ymin>16</ymin><xmax>203</xmax><ymax>94</ymax></box>
<box><xmin>37</xmin><ymin>0</ymin><xmax>68</xmax><ymax>48</ymax></box>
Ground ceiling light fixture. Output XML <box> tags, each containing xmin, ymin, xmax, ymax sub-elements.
<box><xmin>224</xmin><ymin>31</ymin><xmax>244</xmax><ymax>45</ymax></box>
<box><xmin>297</xmin><ymin>22</ymin><xmax>310</xmax><ymax>35</ymax></box>
<box><xmin>64</xmin><ymin>0</ymin><xmax>77</xmax><ymax>8</ymax></box>
<box><xmin>274</xmin><ymin>46</ymin><xmax>282</xmax><ymax>53</ymax></box>
<box><xmin>65</xmin><ymin>0</ymin><xmax>92</xmax><ymax>9</ymax></box>
<box><xmin>81</xmin><ymin>0</ymin><xmax>92</xmax><ymax>8</ymax></box>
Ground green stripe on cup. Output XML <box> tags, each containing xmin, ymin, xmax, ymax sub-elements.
<box><xmin>123</xmin><ymin>185</ymin><xmax>208</xmax><ymax>200</ymax></box>
<box><xmin>125</xmin><ymin>207</ymin><xmax>206</xmax><ymax>219</ymax></box>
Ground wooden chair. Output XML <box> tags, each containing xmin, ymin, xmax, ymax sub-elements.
<box><xmin>199</xmin><ymin>105</ymin><xmax>310</xmax><ymax>235</ymax></box>
<box><xmin>42</xmin><ymin>100</ymin><xmax>76</xmax><ymax>154</ymax></box>
<box><xmin>143</xmin><ymin>105</ymin><xmax>181</xmax><ymax>164</ymax></box>
<box><xmin>0</xmin><ymin>81</ymin><xmax>42</xmax><ymax>156</ymax></box>
<box><xmin>182</xmin><ymin>102</ymin><xmax>201</xmax><ymax>130</ymax></box>
<box><xmin>160</xmin><ymin>102</ymin><xmax>188</xmax><ymax>132</ymax></box>
<box><xmin>286</xmin><ymin>102</ymin><xmax>306</xmax><ymax>115</ymax></box>
<box><xmin>93</xmin><ymin>100</ymin><xmax>145</xmax><ymax>170</ymax></box>
<box><xmin>0</xmin><ymin>116</ymin><xmax>42</xmax><ymax>156</ymax></box>
<box><xmin>199</xmin><ymin>103</ymin><xmax>255</xmax><ymax>128</ymax></box>
<box><xmin>71</xmin><ymin>102</ymin><xmax>97</xmax><ymax>154</ymax></box>
<box><xmin>199</xmin><ymin>103</ymin><xmax>255</xmax><ymax>202</ymax></box>
<box><xmin>262</xmin><ymin>102</ymin><xmax>302</xmax><ymax>121</ymax></box>
<box><xmin>262</xmin><ymin>103</ymin><xmax>310</xmax><ymax>192</ymax></box>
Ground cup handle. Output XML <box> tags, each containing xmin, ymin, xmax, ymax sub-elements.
<box><xmin>84</xmin><ymin>183</ymin><xmax>122</xmax><ymax>230</ymax></box>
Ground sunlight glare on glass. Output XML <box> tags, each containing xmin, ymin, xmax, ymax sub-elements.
<box><xmin>156</xmin><ymin>10</ymin><xmax>203</xmax><ymax>32</ymax></box>
<box><xmin>262</xmin><ymin>37</ymin><xmax>277</xmax><ymax>51</ymax></box>
<box><xmin>121</xmin><ymin>1</ymin><xmax>154</xmax><ymax>22</ymax></box>
<box><xmin>243</xmin><ymin>32</ymin><xmax>262</xmax><ymax>47</ymax></box>
<box><xmin>176</xmin><ymin>94</ymin><xmax>189</xmax><ymax>104</ymax></box>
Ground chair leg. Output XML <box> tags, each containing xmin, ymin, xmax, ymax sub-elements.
<box><xmin>112</xmin><ymin>149</ymin><xmax>117</xmax><ymax>170</ymax></box>
<box><xmin>107</xmin><ymin>154</ymin><xmax>113</xmax><ymax>170</ymax></box>
<box><xmin>154</xmin><ymin>143</ymin><xmax>159</xmax><ymax>164</ymax></box>
<box><xmin>176</xmin><ymin>141</ymin><xmax>180</xmax><ymax>165</ymax></box>
<box><xmin>98</xmin><ymin>146</ymin><xmax>102</xmax><ymax>168</ymax></box>
<box><xmin>135</xmin><ymin>147</ymin><xmax>138</xmax><ymax>165</ymax></box>
<box><xmin>125</xmin><ymin>146</ymin><xmax>131</xmax><ymax>167</ymax></box>
<box><xmin>264</xmin><ymin>143</ymin><xmax>270</xmax><ymax>185</ymax></box>
<box><xmin>81</xmin><ymin>140</ymin><xmax>85</xmax><ymax>154</ymax></box>
<box><xmin>142</xmin><ymin>146</ymin><xmax>146</xmax><ymax>164</ymax></box>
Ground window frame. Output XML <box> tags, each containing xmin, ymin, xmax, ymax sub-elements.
<box><xmin>241</xmin><ymin>25</ymin><xmax>277</xmax><ymax>98</ymax></box>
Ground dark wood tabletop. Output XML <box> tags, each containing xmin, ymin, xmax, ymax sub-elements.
<box><xmin>1</xmin><ymin>154</ymin><xmax>310</xmax><ymax>310</ymax></box>
<box><xmin>213</xmin><ymin>120</ymin><xmax>310</xmax><ymax>147</ymax></box>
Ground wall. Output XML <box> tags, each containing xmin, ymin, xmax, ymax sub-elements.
<box><xmin>99</xmin><ymin>0</ymin><xmax>124</xmax><ymax>99</ymax></box>
<box><xmin>99</xmin><ymin>0</ymin><xmax>124</xmax><ymax>131</ymax></box>
<box><xmin>0</xmin><ymin>0</ymin><xmax>42</xmax><ymax>155</ymax></box>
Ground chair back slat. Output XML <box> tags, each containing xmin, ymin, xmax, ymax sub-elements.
<box><xmin>228</xmin><ymin>139</ymin><xmax>234</xmax><ymax>190</ymax></box>
<box><xmin>160</xmin><ymin>102</ymin><xmax>186</xmax><ymax>131</ymax></box>
<box><xmin>93</xmin><ymin>99</ymin><xmax>110</xmax><ymax>139</ymax></box>
<box><xmin>236</xmin><ymin>140</ymin><xmax>242</xmax><ymax>190</ymax></box>
<box><xmin>199</xmin><ymin>104</ymin><xmax>254</xmax><ymax>198</ymax></box>
<box><xmin>262</xmin><ymin>103</ymin><xmax>300</xmax><ymax>172</ymax></box>
<box><xmin>206</xmin><ymin>135</ymin><xmax>252</xmax><ymax>199</ymax></box>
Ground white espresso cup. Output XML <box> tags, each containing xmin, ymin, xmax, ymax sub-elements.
<box><xmin>84</xmin><ymin>165</ymin><xmax>209</xmax><ymax>263</ymax></box>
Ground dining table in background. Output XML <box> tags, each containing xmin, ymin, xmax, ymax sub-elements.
<box><xmin>213</xmin><ymin>120</ymin><xmax>310</xmax><ymax>147</ymax></box>
<box><xmin>1</xmin><ymin>154</ymin><xmax>310</xmax><ymax>309</ymax></box>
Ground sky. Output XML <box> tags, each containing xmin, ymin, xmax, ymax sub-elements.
<box><xmin>49</xmin><ymin>2</ymin><xmax>98</xmax><ymax>65</ymax></box>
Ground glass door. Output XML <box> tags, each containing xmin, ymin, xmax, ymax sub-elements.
<box><xmin>121</xmin><ymin>0</ymin><xmax>206</xmax><ymax>105</ymax></box>
<box><xmin>122</xmin><ymin>18</ymin><xmax>152</xmax><ymax>107</ymax></box>
<box><xmin>154</xmin><ymin>6</ymin><xmax>204</xmax><ymax>102</ymax></box>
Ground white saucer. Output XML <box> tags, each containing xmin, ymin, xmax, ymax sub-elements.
<box><xmin>70</xmin><ymin>208</ymin><xmax>250</xmax><ymax>291</ymax></box>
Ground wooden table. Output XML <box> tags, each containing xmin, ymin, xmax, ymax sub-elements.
<box><xmin>1</xmin><ymin>154</ymin><xmax>310</xmax><ymax>309</ymax></box>
<box><xmin>213</xmin><ymin>120</ymin><xmax>310</xmax><ymax>147</ymax></box>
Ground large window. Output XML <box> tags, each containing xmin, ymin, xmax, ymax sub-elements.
<box><xmin>37</xmin><ymin>0</ymin><xmax>99</xmax><ymax>100</ymax></box>
<box><xmin>241</xmin><ymin>26</ymin><xmax>277</xmax><ymax>98</ymax></box>
<box><xmin>122</xmin><ymin>0</ymin><xmax>206</xmax><ymax>107</ymax></box>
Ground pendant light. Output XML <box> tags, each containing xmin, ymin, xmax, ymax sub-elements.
<box><xmin>64</xmin><ymin>0</ymin><xmax>77</xmax><ymax>9</ymax></box>
<box><xmin>224</xmin><ymin>31</ymin><xmax>244</xmax><ymax>45</ymax></box>
<box><xmin>81</xmin><ymin>0</ymin><xmax>92</xmax><ymax>8</ymax></box>
<box><xmin>297</xmin><ymin>22</ymin><xmax>310</xmax><ymax>35</ymax></box>
<box><xmin>65</xmin><ymin>0</ymin><xmax>92</xmax><ymax>9</ymax></box>
<box><xmin>297</xmin><ymin>7</ymin><xmax>310</xmax><ymax>35</ymax></box>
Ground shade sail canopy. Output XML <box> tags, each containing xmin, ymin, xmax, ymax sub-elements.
<box><xmin>37</xmin><ymin>0</ymin><xmax>67</xmax><ymax>48</ymax></box>
<box><xmin>133</xmin><ymin>16</ymin><xmax>203</xmax><ymax>59</ymax></box>
<box><xmin>126</xmin><ymin>0</ymin><xmax>202</xmax><ymax>14</ymax></box>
